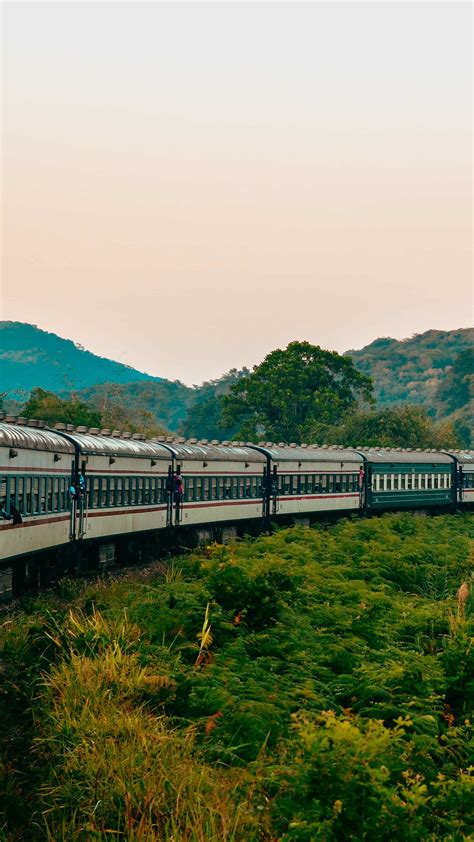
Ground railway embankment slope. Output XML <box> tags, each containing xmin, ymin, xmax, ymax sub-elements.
<box><xmin>1</xmin><ymin>512</ymin><xmax>473</xmax><ymax>840</ymax></box>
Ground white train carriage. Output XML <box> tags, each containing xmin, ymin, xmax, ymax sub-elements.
<box><xmin>252</xmin><ymin>444</ymin><xmax>363</xmax><ymax>516</ymax></box>
<box><xmin>165</xmin><ymin>442</ymin><xmax>267</xmax><ymax>526</ymax></box>
<box><xmin>66</xmin><ymin>431</ymin><xmax>174</xmax><ymax>541</ymax></box>
<box><xmin>0</xmin><ymin>422</ymin><xmax>75</xmax><ymax>563</ymax></box>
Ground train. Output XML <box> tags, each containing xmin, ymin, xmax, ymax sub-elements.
<box><xmin>1</xmin><ymin>415</ymin><xmax>473</xmax><ymax>598</ymax></box>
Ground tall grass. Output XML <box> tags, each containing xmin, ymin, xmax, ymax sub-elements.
<box><xmin>1</xmin><ymin>513</ymin><xmax>473</xmax><ymax>840</ymax></box>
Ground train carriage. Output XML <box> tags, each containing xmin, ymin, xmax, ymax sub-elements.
<box><xmin>249</xmin><ymin>444</ymin><xmax>364</xmax><ymax>517</ymax></box>
<box><xmin>0</xmin><ymin>422</ymin><xmax>75</xmax><ymax>564</ymax></box>
<box><xmin>363</xmin><ymin>448</ymin><xmax>455</xmax><ymax>510</ymax></box>
<box><xmin>163</xmin><ymin>442</ymin><xmax>267</xmax><ymax>526</ymax></box>
<box><xmin>65</xmin><ymin>430</ymin><xmax>173</xmax><ymax>541</ymax></box>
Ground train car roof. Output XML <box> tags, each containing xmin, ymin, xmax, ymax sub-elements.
<box><xmin>67</xmin><ymin>432</ymin><xmax>172</xmax><ymax>460</ymax></box>
<box><xmin>445</xmin><ymin>450</ymin><xmax>474</xmax><ymax>466</ymax></box>
<box><xmin>158</xmin><ymin>442</ymin><xmax>266</xmax><ymax>463</ymax></box>
<box><xmin>252</xmin><ymin>445</ymin><xmax>362</xmax><ymax>464</ymax></box>
<box><xmin>0</xmin><ymin>423</ymin><xmax>74</xmax><ymax>454</ymax></box>
<box><xmin>359</xmin><ymin>447</ymin><xmax>453</xmax><ymax>464</ymax></box>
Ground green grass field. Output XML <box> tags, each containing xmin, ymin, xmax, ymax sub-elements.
<box><xmin>1</xmin><ymin>513</ymin><xmax>473</xmax><ymax>840</ymax></box>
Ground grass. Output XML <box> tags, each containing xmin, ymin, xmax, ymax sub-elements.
<box><xmin>1</xmin><ymin>512</ymin><xmax>473</xmax><ymax>840</ymax></box>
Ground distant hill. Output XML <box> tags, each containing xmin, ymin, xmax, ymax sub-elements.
<box><xmin>347</xmin><ymin>328</ymin><xmax>473</xmax><ymax>411</ymax></box>
<box><xmin>0</xmin><ymin>322</ymin><xmax>162</xmax><ymax>399</ymax></box>
<box><xmin>347</xmin><ymin>328</ymin><xmax>473</xmax><ymax>443</ymax></box>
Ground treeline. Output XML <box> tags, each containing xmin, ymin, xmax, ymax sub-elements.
<box><xmin>4</xmin><ymin>337</ymin><xmax>471</xmax><ymax>448</ymax></box>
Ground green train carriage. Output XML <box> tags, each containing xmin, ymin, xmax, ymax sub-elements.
<box><xmin>361</xmin><ymin>448</ymin><xmax>455</xmax><ymax>511</ymax></box>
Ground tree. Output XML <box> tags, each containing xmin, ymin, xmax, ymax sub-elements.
<box><xmin>221</xmin><ymin>342</ymin><xmax>373</xmax><ymax>442</ymax></box>
<box><xmin>22</xmin><ymin>388</ymin><xmax>101</xmax><ymax>428</ymax></box>
<box><xmin>20</xmin><ymin>387</ymin><xmax>170</xmax><ymax>438</ymax></box>
<box><xmin>313</xmin><ymin>405</ymin><xmax>461</xmax><ymax>450</ymax></box>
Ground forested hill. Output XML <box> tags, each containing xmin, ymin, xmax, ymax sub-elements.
<box><xmin>348</xmin><ymin>328</ymin><xmax>473</xmax><ymax>413</ymax></box>
<box><xmin>0</xmin><ymin>322</ymin><xmax>162</xmax><ymax>398</ymax></box>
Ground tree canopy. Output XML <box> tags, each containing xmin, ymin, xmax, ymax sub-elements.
<box><xmin>20</xmin><ymin>387</ymin><xmax>169</xmax><ymax>437</ymax></box>
<box><xmin>312</xmin><ymin>405</ymin><xmax>462</xmax><ymax>450</ymax></box>
<box><xmin>22</xmin><ymin>388</ymin><xmax>102</xmax><ymax>428</ymax></box>
<box><xmin>221</xmin><ymin>341</ymin><xmax>374</xmax><ymax>442</ymax></box>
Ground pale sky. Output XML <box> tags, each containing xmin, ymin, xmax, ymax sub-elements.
<box><xmin>2</xmin><ymin>2</ymin><xmax>472</xmax><ymax>384</ymax></box>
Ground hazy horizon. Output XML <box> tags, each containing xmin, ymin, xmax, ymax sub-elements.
<box><xmin>2</xmin><ymin>2</ymin><xmax>472</xmax><ymax>383</ymax></box>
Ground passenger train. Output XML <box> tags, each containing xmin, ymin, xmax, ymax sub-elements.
<box><xmin>1</xmin><ymin>415</ymin><xmax>473</xmax><ymax>598</ymax></box>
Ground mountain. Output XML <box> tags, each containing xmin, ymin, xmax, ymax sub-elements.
<box><xmin>0</xmin><ymin>322</ymin><xmax>162</xmax><ymax>399</ymax></box>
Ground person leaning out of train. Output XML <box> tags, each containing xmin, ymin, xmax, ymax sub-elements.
<box><xmin>0</xmin><ymin>497</ymin><xmax>22</xmax><ymax>525</ymax></box>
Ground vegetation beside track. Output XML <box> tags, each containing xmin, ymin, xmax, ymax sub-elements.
<box><xmin>1</xmin><ymin>513</ymin><xmax>473</xmax><ymax>840</ymax></box>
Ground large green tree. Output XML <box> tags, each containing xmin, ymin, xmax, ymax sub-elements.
<box><xmin>221</xmin><ymin>341</ymin><xmax>373</xmax><ymax>442</ymax></box>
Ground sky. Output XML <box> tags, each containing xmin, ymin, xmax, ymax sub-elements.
<box><xmin>1</xmin><ymin>1</ymin><xmax>472</xmax><ymax>385</ymax></box>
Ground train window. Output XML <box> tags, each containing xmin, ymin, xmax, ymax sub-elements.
<box><xmin>186</xmin><ymin>477</ymin><xmax>193</xmax><ymax>502</ymax></box>
<box><xmin>23</xmin><ymin>477</ymin><xmax>30</xmax><ymax>514</ymax></box>
<box><xmin>194</xmin><ymin>477</ymin><xmax>202</xmax><ymax>501</ymax></box>
<box><xmin>137</xmin><ymin>478</ymin><xmax>143</xmax><ymax>505</ymax></box>
<box><xmin>223</xmin><ymin>478</ymin><xmax>232</xmax><ymax>499</ymax></box>
<box><xmin>52</xmin><ymin>478</ymin><xmax>58</xmax><ymax>511</ymax></box>
<box><xmin>108</xmin><ymin>477</ymin><xmax>115</xmax><ymax>506</ymax></box>
<box><xmin>0</xmin><ymin>476</ymin><xmax>7</xmax><ymax>511</ymax></box>
<box><xmin>433</xmin><ymin>475</ymin><xmax>438</xmax><ymax>490</ymax></box>
<box><xmin>209</xmin><ymin>478</ymin><xmax>216</xmax><ymax>500</ymax></box>
<box><xmin>61</xmin><ymin>477</ymin><xmax>67</xmax><ymax>510</ymax></box>
<box><xmin>32</xmin><ymin>477</ymin><xmax>39</xmax><ymax>513</ymax></box>
<box><xmin>42</xmin><ymin>477</ymin><xmax>48</xmax><ymax>512</ymax></box>
<box><xmin>16</xmin><ymin>477</ymin><xmax>23</xmax><ymax>513</ymax></box>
